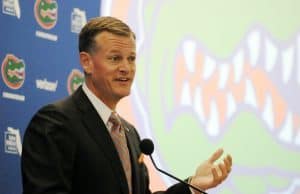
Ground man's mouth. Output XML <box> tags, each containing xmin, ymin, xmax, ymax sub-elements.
<box><xmin>115</xmin><ymin>78</ymin><xmax>131</xmax><ymax>82</ymax></box>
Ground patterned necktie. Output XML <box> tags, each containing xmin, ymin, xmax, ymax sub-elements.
<box><xmin>108</xmin><ymin>112</ymin><xmax>132</xmax><ymax>194</ymax></box>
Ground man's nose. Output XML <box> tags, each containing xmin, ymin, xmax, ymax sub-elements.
<box><xmin>118</xmin><ymin>60</ymin><xmax>131</xmax><ymax>74</ymax></box>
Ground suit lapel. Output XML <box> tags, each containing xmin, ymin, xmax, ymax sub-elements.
<box><xmin>123</xmin><ymin>122</ymin><xmax>140</xmax><ymax>194</ymax></box>
<box><xmin>72</xmin><ymin>87</ymin><xmax>129</xmax><ymax>194</ymax></box>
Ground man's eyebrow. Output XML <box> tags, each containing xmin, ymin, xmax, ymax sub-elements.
<box><xmin>108</xmin><ymin>50</ymin><xmax>121</xmax><ymax>54</ymax></box>
<box><xmin>107</xmin><ymin>50</ymin><xmax>136</xmax><ymax>55</ymax></box>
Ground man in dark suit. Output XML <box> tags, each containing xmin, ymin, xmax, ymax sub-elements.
<box><xmin>21</xmin><ymin>16</ymin><xmax>232</xmax><ymax>194</ymax></box>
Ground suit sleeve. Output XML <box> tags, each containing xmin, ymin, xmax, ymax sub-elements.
<box><xmin>21</xmin><ymin>105</ymin><xmax>76</xmax><ymax>194</ymax></box>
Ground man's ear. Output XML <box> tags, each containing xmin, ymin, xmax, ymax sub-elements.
<box><xmin>79</xmin><ymin>52</ymin><xmax>93</xmax><ymax>74</ymax></box>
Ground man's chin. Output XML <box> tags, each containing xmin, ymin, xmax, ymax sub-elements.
<box><xmin>116</xmin><ymin>90</ymin><xmax>131</xmax><ymax>100</ymax></box>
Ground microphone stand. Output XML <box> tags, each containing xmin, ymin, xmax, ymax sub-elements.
<box><xmin>149</xmin><ymin>155</ymin><xmax>208</xmax><ymax>194</ymax></box>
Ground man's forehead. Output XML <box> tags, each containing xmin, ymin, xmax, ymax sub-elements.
<box><xmin>96</xmin><ymin>31</ymin><xmax>135</xmax><ymax>43</ymax></box>
<box><xmin>96</xmin><ymin>33</ymin><xmax>136</xmax><ymax>54</ymax></box>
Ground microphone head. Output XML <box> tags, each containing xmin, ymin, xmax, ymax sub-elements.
<box><xmin>140</xmin><ymin>139</ymin><xmax>154</xmax><ymax>155</ymax></box>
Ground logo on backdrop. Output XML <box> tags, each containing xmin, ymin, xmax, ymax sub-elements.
<box><xmin>1</xmin><ymin>54</ymin><xmax>26</xmax><ymax>101</ymax></box>
<box><xmin>2</xmin><ymin>0</ymin><xmax>21</xmax><ymax>19</ymax></box>
<box><xmin>1</xmin><ymin>54</ymin><xmax>25</xmax><ymax>90</ymax></box>
<box><xmin>67</xmin><ymin>69</ymin><xmax>84</xmax><ymax>95</ymax></box>
<box><xmin>36</xmin><ymin>78</ymin><xmax>58</xmax><ymax>92</ymax></box>
<box><xmin>4</xmin><ymin>127</ymin><xmax>22</xmax><ymax>156</ymax></box>
<box><xmin>34</xmin><ymin>0</ymin><xmax>58</xmax><ymax>41</ymax></box>
<box><xmin>34</xmin><ymin>0</ymin><xmax>58</xmax><ymax>30</ymax></box>
<box><xmin>71</xmin><ymin>8</ymin><xmax>86</xmax><ymax>34</ymax></box>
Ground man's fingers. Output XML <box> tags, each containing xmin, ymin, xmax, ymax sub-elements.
<box><xmin>219</xmin><ymin>163</ymin><xmax>228</xmax><ymax>180</ymax></box>
<box><xmin>228</xmin><ymin>154</ymin><xmax>232</xmax><ymax>166</ymax></box>
<box><xmin>212</xmin><ymin>168</ymin><xmax>220</xmax><ymax>186</ymax></box>
<box><xmin>223</xmin><ymin>155</ymin><xmax>232</xmax><ymax>173</ymax></box>
<box><xmin>223</xmin><ymin>157</ymin><xmax>229</xmax><ymax>168</ymax></box>
<box><xmin>209</xmin><ymin>148</ymin><xmax>224</xmax><ymax>163</ymax></box>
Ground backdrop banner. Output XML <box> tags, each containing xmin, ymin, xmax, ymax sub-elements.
<box><xmin>0</xmin><ymin>1</ymin><xmax>100</xmax><ymax>193</ymax></box>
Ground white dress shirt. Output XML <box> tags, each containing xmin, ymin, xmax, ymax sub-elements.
<box><xmin>82</xmin><ymin>82</ymin><xmax>114</xmax><ymax>131</ymax></box>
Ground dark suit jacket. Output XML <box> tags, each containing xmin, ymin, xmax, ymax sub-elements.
<box><xmin>21</xmin><ymin>86</ymin><xmax>190</xmax><ymax>194</ymax></box>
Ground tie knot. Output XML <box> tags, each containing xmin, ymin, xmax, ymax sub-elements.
<box><xmin>109</xmin><ymin>112</ymin><xmax>121</xmax><ymax>132</ymax></box>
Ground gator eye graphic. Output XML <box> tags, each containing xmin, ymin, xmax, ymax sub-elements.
<box><xmin>34</xmin><ymin>0</ymin><xmax>58</xmax><ymax>30</ymax></box>
<box><xmin>67</xmin><ymin>69</ymin><xmax>84</xmax><ymax>95</ymax></box>
<box><xmin>1</xmin><ymin>54</ymin><xmax>25</xmax><ymax>90</ymax></box>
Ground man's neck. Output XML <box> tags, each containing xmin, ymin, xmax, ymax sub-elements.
<box><xmin>84</xmin><ymin>81</ymin><xmax>118</xmax><ymax>110</ymax></box>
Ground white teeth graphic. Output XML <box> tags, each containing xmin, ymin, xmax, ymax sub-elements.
<box><xmin>206</xmin><ymin>101</ymin><xmax>219</xmax><ymax>136</ymax></box>
<box><xmin>180</xmin><ymin>81</ymin><xmax>192</xmax><ymax>106</ymax></box>
<box><xmin>203</xmin><ymin>55</ymin><xmax>216</xmax><ymax>80</ymax></box>
<box><xmin>226</xmin><ymin>92</ymin><xmax>236</xmax><ymax>119</ymax></box>
<box><xmin>247</xmin><ymin>30</ymin><xmax>261</xmax><ymax>67</ymax></box>
<box><xmin>244</xmin><ymin>79</ymin><xmax>257</xmax><ymax>108</ymax></box>
<box><xmin>262</xmin><ymin>94</ymin><xmax>274</xmax><ymax>130</ymax></box>
<box><xmin>193</xmin><ymin>86</ymin><xmax>205</xmax><ymax>122</ymax></box>
<box><xmin>17</xmin><ymin>68</ymin><xmax>24</xmax><ymax>72</ymax></box>
<box><xmin>282</xmin><ymin>46</ymin><xmax>295</xmax><ymax>84</ymax></box>
<box><xmin>183</xmin><ymin>40</ymin><xmax>197</xmax><ymax>73</ymax></box>
<box><xmin>265</xmin><ymin>38</ymin><xmax>278</xmax><ymax>72</ymax></box>
<box><xmin>233</xmin><ymin>50</ymin><xmax>244</xmax><ymax>83</ymax></box>
<box><xmin>218</xmin><ymin>63</ymin><xmax>230</xmax><ymax>89</ymax></box>
<box><xmin>297</xmin><ymin>36</ymin><xmax>300</xmax><ymax>85</ymax></box>
<box><xmin>295</xmin><ymin>131</ymin><xmax>300</xmax><ymax>146</ymax></box>
<box><xmin>278</xmin><ymin>112</ymin><xmax>293</xmax><ymax>143</ymax></box>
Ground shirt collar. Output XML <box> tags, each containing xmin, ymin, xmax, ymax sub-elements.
<box><xmin>82</xmin><ymin>82</ymin><xmax>113</xmax><ymax>131</ymax></box>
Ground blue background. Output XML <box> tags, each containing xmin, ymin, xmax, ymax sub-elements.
<box><xmin>0</xmin><ymin>1</ymin><xmax>101</xmax><ymax>193</ymax></box>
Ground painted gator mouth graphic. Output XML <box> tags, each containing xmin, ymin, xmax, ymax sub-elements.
<box><xmin>37</xmin><ymin>0</ymin><xmax>57</xmax><ymax>24</ymax></box>
<box><xmin>40</xmin><ymin>8</ymin><xmax>57</xmax><ymax>20</ymax></box>
<box><xmin>7</xmin><ymin>65</ymin><xmax>24</xmax><ymax>80</ymax></box>
<box><xmin>173</xmin><ymin>28</ymin><xmax>300</xmax><ymax>146</ymax></box>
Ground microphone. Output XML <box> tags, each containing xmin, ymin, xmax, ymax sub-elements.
<box><xmin>140</xmin><ymin>139</ymin><xmax>208</xmax><ymax>194</ymax></box>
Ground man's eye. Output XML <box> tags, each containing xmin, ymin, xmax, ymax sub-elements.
<box><xmin>109</xmin><ymin>56</ymin><xmax>121</xmax><ymax>62</ymax></box>
<box><xmin>128</xmin><ymin>56</ymin><xmax>136</xmax><ymax>63</ymax></box>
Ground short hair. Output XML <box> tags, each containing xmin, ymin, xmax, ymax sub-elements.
<box><xmin>79</xmin><ymin>16</ymin><xmax>135</xmax><ymax>53</ymax></box>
